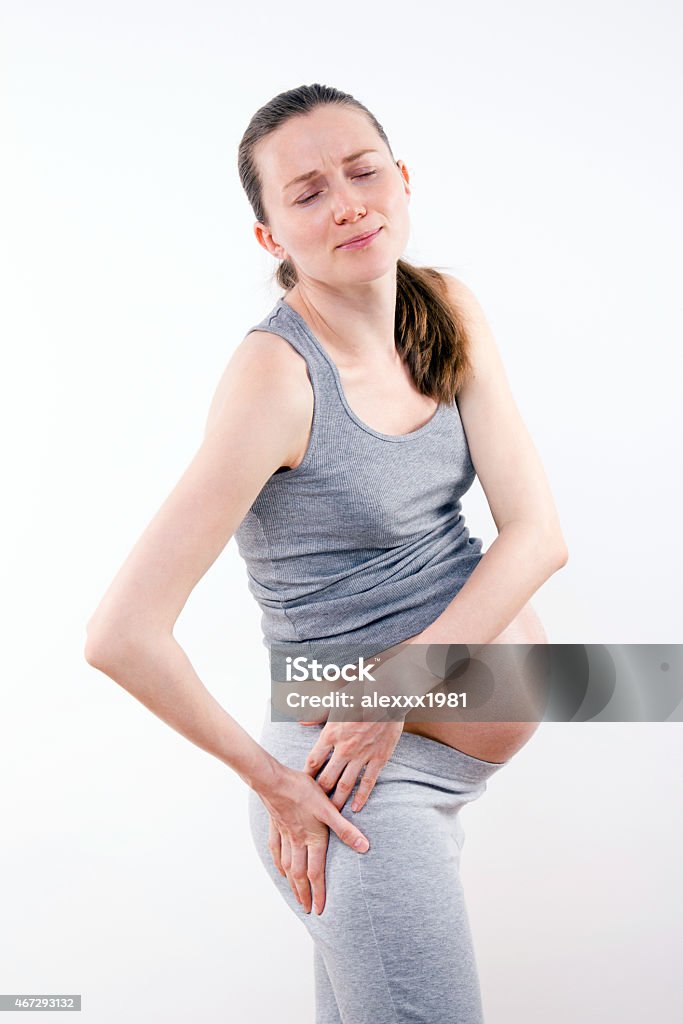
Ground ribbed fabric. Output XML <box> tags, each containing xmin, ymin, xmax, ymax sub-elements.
<box><xmin>233</xmin><ymin>296</ymin><xmax>484</xmax><ymax>656</ymax></box>
<box><xmin>248</xmin><ymin>701</ymin><xmax>505</xmax><ymax>1024</ymax></box>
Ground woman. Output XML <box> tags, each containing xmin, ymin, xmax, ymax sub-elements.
<box><xmin>85</xmin><ymin>83</ymin><xmax>567</xmax><ymax>1023</ymax></box>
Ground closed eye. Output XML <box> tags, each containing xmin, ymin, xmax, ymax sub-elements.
<box><xmin>296</xmin><ymin>170</ymin><xmax>377</xmax><ymax>206</ymax></box>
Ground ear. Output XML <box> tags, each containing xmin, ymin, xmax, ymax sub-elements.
<box><xmin>254</xmin><ymin>222</ymin><xmax>288</xmax><ymax>260</ymax></box>
<box><xmin>396</xmin><ymin>160</ymin><xmax>411</xmax><ymax>197</ymax></box>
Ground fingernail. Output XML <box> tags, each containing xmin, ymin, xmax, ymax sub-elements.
<box><xmin>351</xmin><ymin>801</ymin><xmax>360</xmax><ymax>812</ymax></box>
<box><xmin>354</xmin><ymin>837</ymin><xmax>369</xmax><ymax>851</ymax></box>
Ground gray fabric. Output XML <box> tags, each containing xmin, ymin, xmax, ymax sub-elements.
<box><xmin>248</xmin><ymin>699</ymin><xmax>507</xmax><ymax>1024</ymax></box>
<box><xmin>238</xmin><ymin>298</ymin><xmax>503</xmax><ymax>1020</ymax></box>
<box><xmin>234</xmin><ymin>296</ymin><xmax>484</xmax><ymax>656</ymax></box>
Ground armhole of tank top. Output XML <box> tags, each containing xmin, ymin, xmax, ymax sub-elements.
<box><xmin>246</xmin><ymin>326</ymin><xmax>320</xmax><ymax>479</ymax></box>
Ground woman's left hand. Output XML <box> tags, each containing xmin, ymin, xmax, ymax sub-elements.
<box><xmin>299</xmin><ymin>717</ymin><xmax>405</xmax><ymax>813</ymax></box>
<box><xmin>297</xmin><ymin>636</ymin><xmax>424</xmax><ymax>812</ymax></box>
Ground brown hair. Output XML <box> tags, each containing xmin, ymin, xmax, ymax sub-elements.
<box><xmin>237</xmin><ymin>83</ymin><xmax>473</xmax><ymax>403</ymax></box>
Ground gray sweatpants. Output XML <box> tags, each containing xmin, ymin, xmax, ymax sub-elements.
<box><xmin>247</xmin><ymin>699</ymin><xmax>508</xmax><ymax>1023</ymax></box>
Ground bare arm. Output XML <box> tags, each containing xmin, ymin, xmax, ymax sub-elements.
<box><xmin>84</xmin><ymin>331</ymin><xmax>312</xmax><ymax>788</ymax></box>
<box><xmin>295</xmin><ymin>278</ymin><xmax>569</xmax><ymax>818</ymax></box>
<box><xmin>411</xmin><ymin>274</ymin><xmax>568</xmax><ymax>647</ymax></box>
<box><xmin>85</xmin><ymin>327</ymin><xmax>373</xmax><ymax>916</ymax></box>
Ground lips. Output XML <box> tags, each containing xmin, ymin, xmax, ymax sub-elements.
<box><xmin>337</xmin><ymin>227</ymin><xmax>382</xmax><ymax>248</ymax></box>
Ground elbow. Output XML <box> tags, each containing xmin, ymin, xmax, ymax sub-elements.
<box><xmin>84</xmin><ymin>622</ymin><xmax>117</xmax><ymax>672</ymax></box>
<box><xmin>84</xmin><ymin>613</ymin><xmax>171</xmax><ymax>672</ymax></box>
<box><xmin>527</xmin><ymin>517</ymin><xmax>568</xmax><ymax>570</ymax></box>
<box><xmin>84</xmin><ymin>616</ymin><xmax>135</xmax><ymax>673</ymax></box>
<box><xmin>552</xmin><ymin>546</ymin><xmax>569</xmax><ymax>573</ymax></box>
<box><xmin>546</xmin><ymin>535</ymin><xmax>569</xmax><ymax>571</ymax></box>
<box><xmin>503</xmin><ymin>520</ymin><xmax>569</xmax><ymax>569</ymax></box>
<box><xmin>524</xmin><ymin>522</ymin><xmax>568</xmax><ymax>571</ymax></box>
<box><xmin>84</xmin><ymin>644</ymin><xmax>109</xmax><ymax>673</ymax></box>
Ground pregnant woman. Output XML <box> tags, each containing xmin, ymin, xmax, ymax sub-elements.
<box><xmin>85</xmin><ymin>83</ymin><xmax>568</xmax><ymax>1023</ymax></box>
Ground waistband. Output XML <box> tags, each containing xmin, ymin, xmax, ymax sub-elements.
<box><xmin>259</xmin><ymin>698</ymin><xmax>507</xmax><ymax>786</ymax></box>
<box><xmin>391</xmin><ymin>729</ymin><xmax>508</xmax><ymax>785</ymax></box>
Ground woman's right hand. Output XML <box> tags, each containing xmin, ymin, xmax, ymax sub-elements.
<box><xmin>258</xmin><ymin>764</ymin><xmax>370</xmax><ymax>916</ymax></box>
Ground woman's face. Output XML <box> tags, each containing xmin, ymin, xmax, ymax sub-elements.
<box><xmin>254</xmin><ymin>105</ymin><xmax>411</xmax><ymax>288</ymax></box>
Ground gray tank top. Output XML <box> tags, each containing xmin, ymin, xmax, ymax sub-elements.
<box><xmin>233</xmin><ymin>296</ymin><xmax>484</xmax><ymax>658</ymax></box>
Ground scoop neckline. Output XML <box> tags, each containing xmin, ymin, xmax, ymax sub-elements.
<box><xmin>277</xmin><ymin>297</ymin><xmax>444</xmax><ymax>443</ymax></box>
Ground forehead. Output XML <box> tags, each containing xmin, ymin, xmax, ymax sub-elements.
<box><xmin>257</xmin><ymin>106</ymin><xmax>383</xmax><ymax>189</ymax></box>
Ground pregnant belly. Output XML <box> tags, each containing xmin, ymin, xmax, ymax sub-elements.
<box><xmin>400</xmin><ymin>600</ymin><xmax>548</xmax><ymax>762</ymax></box>
<box><xmin>296</xmin><ymin>605</ymin><xmax>547</xmax><ymax>764</ymax></box>
<box><xmin>401</xmin><ymin>719</ymin><xmax>541</xmax><ymax>763</ymax></box>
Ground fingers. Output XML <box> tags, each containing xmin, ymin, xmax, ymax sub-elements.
<box><xmin>322</xmin><ymin>802</ymin><xmax>370</xmax><ymax>854</ymax></box>
<box><xmin>267</xmin><ymin>817</ymin><xmax>285</xmax><ymax>877</ymax></box>
<box><xmin>350</xmin><ymin>761</ymin><xmax>381</xmax><ymax>813</ymax></box>
<box><xmin>279</xmin><ymin>834</ymin><xmax>301</xmax><ymax>905</ymax></box>
<box><xmin>329</xmin><ymin>759</ymin><xmax>366</xmax><ymax>811</ymax></box>
<box><xmin>304</xmin><ymin>738</ymin><xmax>382</xmax><ymax>811</ymax></box>
<box><xmin>303</xmin><ymin>740</ymin><xmax>334</xmax><ymax>779</ymax></box>
<box><xmin>273</xmin><ymin>827</ymin><xmax>314</xmax><ymax>911</ymax></box>
<box><xmin>289</xmin><ymin>843</ymin><xmax>311</xmax><ymax>912</ymax></box>
<box><xmin>306</xmin><ymin>842</ymin><xmax>327</xmax><ymax>915</ymax></box>
<box><xmin>272</xmin><ymin>809</ymin><xmax>368</xmax><ymax>919</ymax></box>
<box><xmin>281</xmin><ymin>838</ymin><xmax>328</xmax><ymax>916</ymax></box>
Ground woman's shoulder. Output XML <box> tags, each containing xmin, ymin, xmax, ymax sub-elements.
<box><xmin>240</xmin><ymin>327</ymin><xmax>309</xmax><ymax>371</ymax></box>
<box><xmin>237</xmin><ymin>327</ymin><xmax>313</xmax><ymax>410</ymax></box>
<box><xmin>203</xmin><ymin>328</ymin><xmax>313</xmax><ymax>455</ymax></box>
<box><xmin>439</xmin><ymin>272</ymin><xmax>483</xmax><ymax>322</ymax></box>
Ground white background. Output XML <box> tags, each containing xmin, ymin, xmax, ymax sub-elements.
<box><xmin>1</xmin><ymin>1</ymin><xmax>681</xmax><ymax>1021</ymax></box>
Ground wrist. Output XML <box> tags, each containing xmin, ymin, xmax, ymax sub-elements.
<box><xmin>243</xmin><ymin>750</ymin><xmax>289</xmax><ymax>800</ymax></box>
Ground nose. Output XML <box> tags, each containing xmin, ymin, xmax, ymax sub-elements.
<box><xmin>331</xmin><ymin>186</ymin><xmax>366</xmax><ymax>223</ymax></box>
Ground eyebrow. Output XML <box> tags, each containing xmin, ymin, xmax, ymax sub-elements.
<box><xmin>282</xmin><ymin>149</ymin><xmax>381</xmax><ymax>193</ymax></box>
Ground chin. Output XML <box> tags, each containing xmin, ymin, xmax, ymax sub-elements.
<box><xmin>337</xmin><ymin>254</ymin><xmax>400</xmax><ymax>282</ymax></box>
